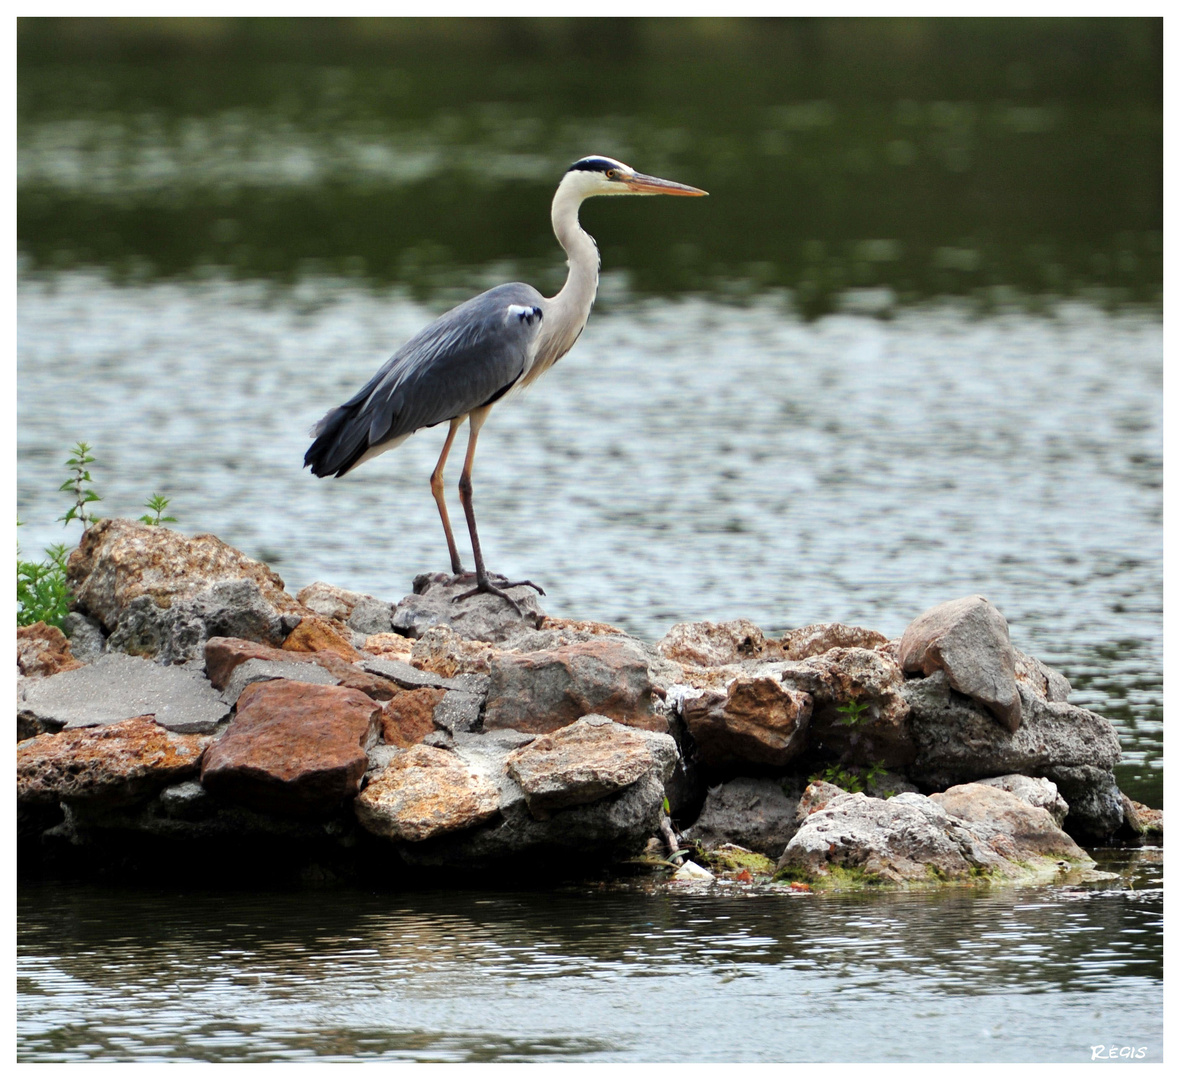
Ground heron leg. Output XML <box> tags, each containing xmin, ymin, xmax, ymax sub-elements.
<box><xmin>431</xmin><ymin>416</ymin><xmax>466</xmax><ymax>575</ymax></box>
<box><xmin>454</xmin><ymin>407</ymin><xmax>545</xmax><ymax>609</ymax></box>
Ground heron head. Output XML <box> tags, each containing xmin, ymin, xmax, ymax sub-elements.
<box><xmin>563</xmin><ymin>155</ymin><xmax>708</xmax><ymax>198</ymax></box>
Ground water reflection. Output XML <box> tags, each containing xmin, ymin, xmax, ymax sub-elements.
<box><xmin>17</xmin><ymin>861</ymin><xmax>1163</xmax><ymax>1062</ymax></box>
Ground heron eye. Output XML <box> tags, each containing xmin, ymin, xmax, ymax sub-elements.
<box><xmin>605</xmin><ymin>169</ymin><xmax>618</xmax><ymax>179</ymax></box>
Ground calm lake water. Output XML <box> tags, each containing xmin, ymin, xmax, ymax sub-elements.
<box><xmin>16</xmin><ymin>850</ymin><xmax>1164</xmax><ymax>1063</ymax></box>
<box><xmin>16</xmin><ymin>18</ymin><xmax>1162</xmax><ymax>1064</ymax></box>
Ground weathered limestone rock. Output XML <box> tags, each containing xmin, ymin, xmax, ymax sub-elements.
<box><xmin>781</xmin><ymin>623</ymin><xmax>889</xmax><ymax>661</ymax></box>
<box><xmin>67</xmin><ymin>519</ymin><xmax>307</xmax><ymax>663</ymax></box>
<box><xmin>17</xmin><ymin>623</ymin><xmax>84</xmax><ymax>678</ymax></box>
<box><xmin>203</xmin><ymin>637</ymin><xmax>398</xmax><ymax>702</ymax></box>
<box><xmin>484</xmin><ymin>637</ymin><xmax>663</xmax><ymax>733</ymax></box>
<box><xmin>904</xmin><ymin>672</ymin><xmax>1121</xmax><ymax>790</ymax></box>
<box><xmin>380</xmin><ymin>688</ymin><xmax>447</xmax><ymax>748</ymax></box>
<box><xmin>680</xmin><ymin>675</ymin><xmax>812</xmax><ymax>767</ymax></box>
<box><xmin>930</xmin><ymin>782</ymin><xmax>1089</xmax><ymax>861</ymax></box>
<box><xmin>778</xmin><ymin>790</ymin><xmax>1001</xmax><ymax>883</ymax></box>
<box><xmin>778</xmin><ymin>786</ymin><xmax>1095</xmax><ymax>887</ymax></box>
<box><xmin>793</xmin><ymin>779</ymin><xmax>848</xmax><ymax>821</ymax></box>
<box><xmin>18</xmin><ymin>716</ymin><xmax>210</xmax><ymax>806</ymax></box>
<box><xmin>295</xmin><ymin>581</ymin><xmax>369</xmax><ymax>623</ymax></box>
<box><xmin>671</xmin><ymin>860</ymin><xmax>715</xmax><ymax>883</ymax></box>
<box><xmin>355</xmin><ymin>744</ymin><xmax>501</xmax><ymax>841</ymax></box>
<box><xmin>1120</xmin><ymin>795</ymin><xmax>1163</xmax><ymax>838</ymax></box>
<box><xmin>280</xmin><ymin>615</ymin><xmax>361</xmax><ymax>661</ymax></box>
<box><xmin>362</xmin><ymin>632</ymin><xmax>415</xmax><ymax>661</ymax></box>
<box><xmin>410</xmin><ymin>625</ymin><xmax>498</xmax><ymax>677</ymax></box>
<box><xmin>504</xmin><ymin>715</ymin><xmax>664</xmax><ymax>818</ymax></box>
<box><xmin>898</xmin><ymin>595</ymin><xmax>1021</xmax><ymax>732</ymax></box>
<box><xmin>391</xmin><ymin>572</ymin><xmax>545</xmax><ymax>643</ymax></box>
<box><xmin>18</xmin><ymin>653</ymin><xmax>230</xmax><ymax>734</ymax></box>
<box><xmin>1014</xmin><ymin>649</ymin><xmax>1071</xmax><ymax>703</ymax></box>
<box><xmin>200</xmin><ymin>680</ymin><xmax>381</xmax><ymax>817</ymax></box>
<box><xmin>681</xmin><ymin>777</ymin><xmax>804</xmax><ymax>857</ymax></box>
<box><xmin>541</xmin><ymin>617</ymin><xmax>627</xmax><ymax>636</ymax></box>
<box><xmin>656</xmin><ymin>619</ymin><xmax>772</xmax><ymax>668</ymax></box>
<box><xmin>974</xmin><ymin>773</ymin><xmax>1069</xmax><ymax>826</ymax></box>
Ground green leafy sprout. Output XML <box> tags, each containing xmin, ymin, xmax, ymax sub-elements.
<box><xmin>58</xmin><ymin>442</ymin><xmax>102</xmax><ymax>527</ymax></box>
<box><xmin>836</xmin><ymin>697</ymin><xmax>872</xmax><ymax>726</ymax></box>
<box><xmin>139</xmin><ymin>494</ymin><xmax>177</xmax><ymax>526</ymax></box>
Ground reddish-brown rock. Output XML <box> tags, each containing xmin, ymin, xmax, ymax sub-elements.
<box><xmin>203</xmin><ymin>637</ymin><xmax>397</xmax><ymax>701</ymax></box>
<box><xmin>363</xmin><ymin>633</ymin><xmax>416</xmax><ymax>660</ymax></box>
<box><xmin>200</xmin><ymin>680</ymin><xmax>381</xmax><ymax>816</ymax></box>
<box><xmin>681</xmin><ymin>675</ymin><xmax>812</xmax><ymax>766</ymax></box>
<box><xmin>281</xmin><ymin>616</ymin><xmax>361</xmax><ymax>662</ymax></box>
<box><xmin>355</xmin><ymin>745</ymin><xmax>501</xmax><ymax>841</ymax></box>
<box><xmin>381</xmin><ymin>688</ymin><xmax>446</xmax><ymax>747</ymax></box>
<box><xmin>18</xmin><ymin>715</ymin><xmax>210</xmax><ymax>806</ymax></box>
<box><xmin>484</xmin><ymin>638</ymin><xmax>664</xmax><ymax>733</ymax></box>
<box><xmin>17</xmin><ymin>623</ymin><xmax>85</xmax><ymax>678</ymax></box>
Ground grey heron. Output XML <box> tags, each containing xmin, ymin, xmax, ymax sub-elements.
<box><xmin>305</xmin><ymin>155</ymin><xmax>707</xmax><ymax>607</ymax></box>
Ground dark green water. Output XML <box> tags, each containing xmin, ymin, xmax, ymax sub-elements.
<box><xmin>16</xmin><ymin>19</ymin><xmax>1163</xmax><ymax>1063</ymax></box>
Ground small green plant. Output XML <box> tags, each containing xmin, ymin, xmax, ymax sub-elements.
<box><xmin>810</xmin><ymin>763</ymin><xmax>866</xmax><ymax>793</ymax></box>
<box><xmin>836</xmin><ymin>697</ymin><xmax>871</xmax><ymax>726</ymax></box>
<box><xmin>138</xmin><ymin>494</ymin><xmax>177</xmax><ymax>526</ymax></box>
<box><xmin>58</xmin><ymin>442</ymin><xmax>102</xmax><ymax>527</ymax></box>
<box><xmin>17</xmin><ymin>538</ymin><xmax>70</xmax><ymax>628</ymax></box>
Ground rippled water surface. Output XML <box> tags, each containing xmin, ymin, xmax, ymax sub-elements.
<box><xmin>16</xmin><ymin>853</ymin><xmax>1163</xmax><ymax>1063</ymax></box>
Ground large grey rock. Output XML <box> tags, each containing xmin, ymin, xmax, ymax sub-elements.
<box><xmin>347</xmin><ymin>596</ymin><xmax>395</xmax><ymax>636</ymax></box>
<box><xmin>898</xmin><ymin>595</ymin><xmax>1021</xmax><ymax>731</ymax></box>
<box><xmin>1042</xmin><ymin>764</ymin><xmax>1125</xmax><ymax>838</ymax></box>
<box><xmin>975</xmin><ymin>774</ymin><xmax>1069</xmax><ymax>827</ymax></box>
<box><xmin>484</xmin><ymin>637</ymin><xmax>664</xmax><ymax>734</ymax></box>
<box><xmin>681</xmin><ymin>777</ymin><xmax>803</xmax><ymax>857</ymax></box>
<box><xmin>391</xmin><ymin>572</ymin><xmax>545</xmax><ymax>643</ymax></box>
<box><xmin>904</xmin><ymin>672</ymin><xmax>1120</xmax><ymax>788</ymax></box>
<box><xmin>432</xmin><ymin>691</ymin><xmax>483</xmax><ymax>735</ymax></box>
<box><xmin>18</xmin><ymin>653</ymin><xmax>229</xmax><ymax>734</ymax></box>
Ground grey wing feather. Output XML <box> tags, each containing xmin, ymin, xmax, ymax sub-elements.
<box><xmin>305</xmin><ymin>283</ymin><xmax>544</xmax><ymax>477</ymax></box>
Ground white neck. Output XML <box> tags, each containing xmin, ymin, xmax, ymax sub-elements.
<box><xmin>536</xmin><ymin>179</ymin><xmax>601</xmax><ymax>370</ymax></box>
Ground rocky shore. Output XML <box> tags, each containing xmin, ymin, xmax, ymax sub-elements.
<box><xmin>17</xmin><ymin>519</ymin><xmax>1161</xmax><ymax>889</ymax></box>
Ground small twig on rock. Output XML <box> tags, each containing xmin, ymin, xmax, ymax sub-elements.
<box><xmin>659</xmin><ymin>812</ymin><xmax>683</xmax><ymax>866</ymax></box>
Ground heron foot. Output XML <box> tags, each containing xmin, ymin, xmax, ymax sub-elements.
<box><xmin>452</xmin><ymin>572</ymin><xmax>546</xmax><ymax>613</ymax></box>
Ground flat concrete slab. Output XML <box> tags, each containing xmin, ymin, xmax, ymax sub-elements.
<box><xmin>19</xmin><ymin>653</ymin><xmax>230</xmax><ymax>734</ymax></box>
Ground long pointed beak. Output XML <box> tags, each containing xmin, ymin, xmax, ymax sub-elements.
<box><xmin>623</xmin><ymin>171</ymin><xmax>708</xmax><ymax>196</ymax></box>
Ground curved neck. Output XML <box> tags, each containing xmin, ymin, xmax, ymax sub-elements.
<box><xmin>546</xmin><ymin>181</ymin><xmax>600</xmax><ymax>343</ymax></box>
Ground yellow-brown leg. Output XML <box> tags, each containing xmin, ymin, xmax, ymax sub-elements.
<box><xmin>431</xmin><ymin>416</ymin><xmax>465</xmax><ymax>575</ymax></box>
<box><xmin>455</xmin><ymin>406</ymin><xmax>545</xmax><ymax>607</ymax></box>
